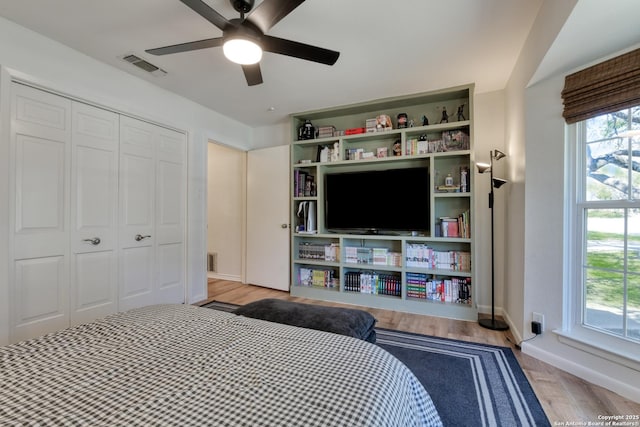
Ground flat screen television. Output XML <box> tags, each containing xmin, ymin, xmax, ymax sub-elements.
<box><xmin>325</xmin><ymin>167</ymin><xmax>430</xmax><ymax>234</ymax></box>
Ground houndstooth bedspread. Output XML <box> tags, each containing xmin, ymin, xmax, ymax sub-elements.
<box><xmin>0</xmin><ymin>304</ymin><xmax>442</xmax><ymax>426</ymax></box>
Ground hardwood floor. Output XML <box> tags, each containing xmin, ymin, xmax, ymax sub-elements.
<box><xmin>202</xmin><ymin>279</ymin><xmax>640</xmax><ymax>425</ymax></box>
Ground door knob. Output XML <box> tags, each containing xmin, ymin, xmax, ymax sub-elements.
<box><xmin>281</xmin><ymin>224</ymin><xmax>289</xmax><ymax>229</ymax></box>
<box><xmin>82</xmin><ymin>237</ymin><xmax>101</xmax><ymax>245</ymax></box>
<box><xmin>135</xmin><ymin>234</ymin><xmax>151</xmax><ymax>241</ymax></box>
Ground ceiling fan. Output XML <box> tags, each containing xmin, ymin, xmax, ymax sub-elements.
<box><xmin>146</xmin><ymin>0</ymin><xmax>340</xmax><ymax>86</ymax></box>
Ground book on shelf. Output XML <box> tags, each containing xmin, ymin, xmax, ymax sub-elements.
<box><xmin>344</xmin><ymin>247</ymin><xmax>401</xmax><ymax>267</ymax></box>
<box><xmin>343</xmin><ymin>271</ymin><xmax>401</xmax><ymax>297</ymax></box>
<box><xmin>298</xmin><ymin>267</ymin><xmax>337</xmax><ymax>288</ymax></box>
<box><xmin>405</xmin><ymin>275</ymin><xmax>472</xmax><ymax>305</ymax></box>
<box><xmin>298</xmin><ymin>242</ymin><xmax>340</xmax><ymax>262</ymax></box>
<box><xmin>439</xmin><ymin>217</ymin><xmax>459</xmax><ymax>238</ymax></box>
<box><xmin>435</xmin><ymin>210</ymin><xmax>470</xmax><ymax>238</ymax></box>
<box><xmin>406</xmin><ymin>244</ymin><xmax>471</xmax><ymax>272</ymax></box>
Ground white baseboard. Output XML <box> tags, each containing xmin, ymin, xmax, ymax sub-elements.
<box><xmin>207</xmin><ymin>272</ymin><xmax>242</xmax><ymax>282</ymax></box>
<box><xmin>501</xmin><ymin>310</ymin><xmax>523</xmax><ymax>345</ymax></box>
<box><xmin>476</xmin><ymin>304</ymin><xmax>504</xmax><ymax>317</ymax></box>
<box><xmin>522</xmin><ymin>341</ymin><xmax>640</xmax><ymax>403</ymax></box>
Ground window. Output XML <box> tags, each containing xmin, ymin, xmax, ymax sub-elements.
<box><xmin>573</xmin><ymin>106</ymin><xmax>640</xmax><ymax>343</ymax></box>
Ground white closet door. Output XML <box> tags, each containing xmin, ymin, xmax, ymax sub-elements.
<box><xmin>119</xmin><ymin>116</ymin><xmax>156</xmax><ymax>311</ymax></box>
<box><xmin>119</xmin><ymin>116</ymin><xmax>186</xmax><ymax>310</ymax></box>
<box><xmin>70</xmin><ymin>102</ymin><xmax>119</xmax><ymax>325</ymax></box>
<box><xmin>10</xmin><ymin>83</ymin><xmax>71</xmax><ymax>341</ymax></box>
<box><xmin>155</xmin><ymin>127</ymin><xmax>186</xmax><ymax>304</ymax></box>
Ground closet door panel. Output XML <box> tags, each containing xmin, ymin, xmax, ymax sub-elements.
<box><xmin>13</xmin><ymin>256</ymin><xmax>67</xmax><ymax>341</ymax></box>
<box><xmin>70</xmin><ymin>102</ymin><xmax>119</xmax><ymax>325</ymax></box>
<box><xmin>10</xmin><ymin>84</ymin><xmax>71</xmax><ymax>343</ymax></box>
<box><xmin>119</xmin><ymin>117</ymin><xmax>156</xmax><ymax>310</ymax></box>
<box><xmin>120</xmin><ymin>246</ymin><xmax>154</xmax><ymax>304</ymax></box>
<box><xmin>73</xmin><ymin>252</ymin><xmax>114</xmax><ymax>310</ymax></box>
<box><xmin>156</xmin><ymin>242</ymin><xmax>184</xmax><ymax>304</ymax></box>
<box><xmin>13</xmin><ymin>86</ymin><xmax>70</xmax><ymax>141</ymax></box>
<box><xmin>13</xmin><ymin>135</ymin><xmax>67</xmax><ymax>258</ymax></box>
<box><xmin>155</xmin><ymin>127</ymin><xmax>185</xmax><ymax>303</ymax></box>
<box><xmin>156</xmin><ymin>160</ymin><xmax>183</xmax><ymax>243</ymax></box>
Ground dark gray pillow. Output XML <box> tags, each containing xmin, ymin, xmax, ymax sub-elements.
<box><xmin>234</xmin><ymin>298</ymin><xmax>377</xmax><ymax>343</ymax></box>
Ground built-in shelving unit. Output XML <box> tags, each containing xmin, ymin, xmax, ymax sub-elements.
<box><xmin>290</xmin><ymin>84</ymin><xmax>476</xmax><ymax>320</ymax></box>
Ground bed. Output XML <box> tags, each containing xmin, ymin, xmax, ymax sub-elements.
<box><xmin>0</xmin><ymin>304</ymin><xmax>442</xmax><ymax>426</ymax></box>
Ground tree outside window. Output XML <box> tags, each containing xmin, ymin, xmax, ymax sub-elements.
<box><xmin>578</xmin><ymin>106</ymin><xmax>640</xmax><ymax>342</ymax></box>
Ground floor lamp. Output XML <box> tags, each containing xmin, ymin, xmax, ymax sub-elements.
<box><xmin>477</xmin><ymin>150</ymin><xmax>509</xmax><ymax>331</ymax></box>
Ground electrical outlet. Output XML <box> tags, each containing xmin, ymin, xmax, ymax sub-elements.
<box><xmin>532</xmin><ymin>312</ymin><xmax>545</xmax><ymax>333</ymax></box>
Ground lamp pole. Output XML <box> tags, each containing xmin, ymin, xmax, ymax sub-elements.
<box><xmin>479</xmin><ymin>150</ymin><xmax>509</xmax><ymax>331</ymax></box>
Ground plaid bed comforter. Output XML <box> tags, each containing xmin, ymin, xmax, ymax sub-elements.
<box><xmin>0</xmin><ymin>304</ymin><xmax>441</xmax><ymax>426</ymax></box>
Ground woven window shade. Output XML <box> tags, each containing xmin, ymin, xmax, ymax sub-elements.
<box><xmin>561</xmin><ymin>48</ymin><xmax>640</xmax><ymax>124</ymax></box>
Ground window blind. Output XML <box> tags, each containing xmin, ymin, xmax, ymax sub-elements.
<box><xmin>561</xmin><ymin>48</ymin><xmax>640</xmax><ymax>124</ymax></box>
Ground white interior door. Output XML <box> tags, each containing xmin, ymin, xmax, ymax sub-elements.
<box><xmin>119</xmin><ymin>116</ymin><xmax>156</xmax><ymax>311</ymax></box>
<box><xmin>70</xmin><ymin>102</ymin><xmax>119</xmax><ymax>325</ymax></box>
<box><xmin>119</xmin><ymin>116</ymin><xmax>186</xmax><ymax>309</ymax></box>
<box><xmin>154</xmin><ymin>126</ymin><xmax>186</xmax><ymax>304</ymax></box>
<box><xmin>10</xmin><ymin>83</ymin><xmax>71</xmax><ymax>341</ymax></box>
<box><xmin>246</xmin><ymin>145</ymin><xmax>290</xmax><ymax>291</ymax></box>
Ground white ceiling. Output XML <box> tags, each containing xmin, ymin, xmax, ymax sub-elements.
<box><xmin>0</xmin><ymin>0</ymin><xmax>545</xmax><ymax>127</ymax></box>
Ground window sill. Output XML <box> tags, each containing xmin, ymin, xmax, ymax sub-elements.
<box><xmin>553</xmin><ymin>327</ymin><xmax>640</xmax><ymax>372</ymax></box>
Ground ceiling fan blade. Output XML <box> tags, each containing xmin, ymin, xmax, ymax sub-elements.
<box><xmin>180</xmin><ymin>0</ymin><xmax>232</xmax><ymax>31</ymax></box>
<box><xmin>146</xmin><ymin>37</ymin><xmax>224</xmax><ymax>55</ymax></box>
<box><xmin>262</xmin><ymin>36</ymin><xmax>339</xmax><ymax>66</ymax></box>
<box><xmin>242</xmin><ymin>63</ymin><xmax>263</xmax><ymax>86</ymax></box>
<box><xmin>247</xmin><ymin>0</ymin><xmax>305</xmax><ymax>33</ymax></box>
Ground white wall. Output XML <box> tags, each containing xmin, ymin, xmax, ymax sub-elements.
<box><xmin>0</xmin><ymin>67</ymin><xmax>10</xmax><ymax>345</ymax></box>
<box><xmin>473</xmin><ymin>91</ymin><xmax>507</xmax><ymax>316</ymax></box>
<box><xmin>252</xmin><ymin>121</ymin><xmax>290</xmax><ymax>150</ymax></box>
<box><xmin>505</xmin><ymin>0</ymin><xmax>640</xmax><ymax>401</ymax></box>
<box><xmin>0</xmin><ymin>16</ymin><xmax>252</xmax><ymax>341</ymax></box>
<box><xmin>207</xmin><ymin>143</ymin><xmax>246</xmax><ymax>281</ymax></box>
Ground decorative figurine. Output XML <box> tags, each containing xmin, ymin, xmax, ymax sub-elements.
<box><xmin>392</xmin><ymin>139</ymin><xmax>402</xmax><ymax>156</ymax></box>
<box><xmin>298</xmin><ymin>119</ymin><xmax>315</xmax><ymax>140</ymax></box>
<box><xmin>440</xmin><ymin>107</ymin><xmax>449</xmax><ymax>123</ymax></box>
<box><xmin>457</xmin><ymin>104</ymin><xmax>466</xmax><ymax>121</ymax></box>
<box><xmin>397</xmin><ymin>113</ymin><xmax>408</xmax><ymax>129</ymax></box>
<box><xmin>408</xmin><ymin>119</ymin><xmax>415</xmax><ymax>127</ymax></box>
<box><xmin>421</xmin><ymin>115</ymin><xmax>429</xmax><ymax>126</ymax></box>
<box><xmin>376</xmin><ymin>114</ymin><xmax>393</xmax><ymax>131</ymax></box>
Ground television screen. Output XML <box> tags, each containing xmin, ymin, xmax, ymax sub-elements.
<box><xmin>325</xmin><ymin>167</ymin><xmax>430</xmax><ymax>234</ymax></box>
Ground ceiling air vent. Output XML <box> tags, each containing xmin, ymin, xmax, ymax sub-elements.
<box><xmin>121</xmin><ymin>54</ymin><xmax>167</xmax><ymax>77</ymax></box>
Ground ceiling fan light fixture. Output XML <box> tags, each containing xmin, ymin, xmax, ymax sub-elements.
<box><xmin>223</xmin><ymin>38</ymin><xmax>262</xmax><ymax>65</ymax></box>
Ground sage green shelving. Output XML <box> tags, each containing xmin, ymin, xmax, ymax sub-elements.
<box><xmin>290</xmin><ymin>84</ymin><xmax>477</xmax><ymax>321</ymax></box>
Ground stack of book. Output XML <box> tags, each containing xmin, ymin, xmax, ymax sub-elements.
<box><xmin>406</xmin><ymin>272</ymin><xmax>428</xmax><ymax>299</ymax></box>
<box><xmin>298</xmin><ymin>267</ymin><xmax>337</xmax><ymax>288</ymax></box>
<box><xmin>343</xmin><ymin>272</ymin><xmax>401</xmax><ymax>296</ymax></box>
<box><xmin>406</xmin><ymin>244</ymin><xmax>471</xmax><ymax>272</ymax></box>
<box><xmin>420</xmin><ymin>277</ymin><xmax>472</xmax><ymax>304</ymax></box>
<box><xmin>317</xmin><ymin>126</ymin><xmax>336</xmax><ymax>138</ymax></box>
<box><xmin>405</xmin><ymin>138</ymin><xmax>433</xmax><ymax>155</ymax></box>
<box><xmin>436</xmin><ymin>210</ymin><xmax>470</xmax><ymax>238</ymax></box>
<box><xmin>345</xmin><ymin>247</ymin><xmax>401</xmax><ymax>266</ymax></box>
<box><xmin>298</xmin><ymin>242</ymin><xmax>340</xmax><ymax>261</ymax></box>
<box><xmin>440</xmin><ymin>217</ymin><xmax>459</xmax><ymax>237</ymax></box>
<box><xmin>344</xmin><ymin>148</ymin><xmax>365</xmax><ymax>160</ymax></box>
<box><xmin>293</xmin><ymin>170</ymin><xmax>315</xmax><ymax>197</ymax></box>
<box><xmin>458</xmin><ymin>210</ymin><xmax>471</xmax><ymax>238</ymax></box>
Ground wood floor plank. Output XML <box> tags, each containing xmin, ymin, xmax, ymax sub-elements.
<box><xmin>200</xmin><ymin>279</ymin><xmax>640</xmax><ymax>425</ymax></box>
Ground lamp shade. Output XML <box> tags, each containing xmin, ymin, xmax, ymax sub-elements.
<box><xmin>476</xmin><ymin>162</ymin><xmax>491</xmax><ymax>174</ymax></box>
<box><xmin>492</xmin><ymin>177</ymin><xmax>508</xmax><ymax>188</ymax></box>
<box><xmin>223</xmin><ymin>38</ymin><xmax>263</xmax><ymax>65</ymax></box>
